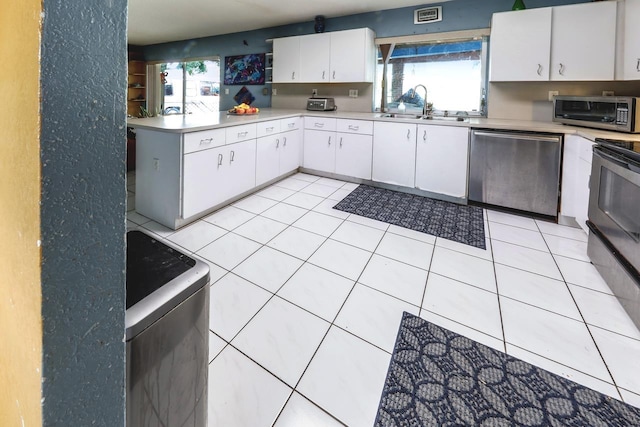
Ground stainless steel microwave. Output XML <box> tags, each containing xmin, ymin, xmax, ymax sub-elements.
<box><xmin>553</xmin><ymin>95</ymin><xmax>640</xmax><ymax>133</ymax></box>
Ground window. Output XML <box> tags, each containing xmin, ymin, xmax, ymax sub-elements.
<box><xmin>375</xmin><ymin>31</ymin><xmax>489</xmax><ymax>116</ymax></box>
<box><xmin>151</xmin><ymin>59</ymin><xmax>220</xmax><ymax>115</ymax></box>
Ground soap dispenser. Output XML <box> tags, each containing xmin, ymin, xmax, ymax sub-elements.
<box><xmin>398</xmin><ymin>101</ymin><xmax>406</xmax><ymax>113</ymax></box>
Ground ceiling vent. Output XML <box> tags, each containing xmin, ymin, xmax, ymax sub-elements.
<box><xmin>414</xmin><ymin>6</ymin><xmax>442</xmax><ymax>25</ymax></box>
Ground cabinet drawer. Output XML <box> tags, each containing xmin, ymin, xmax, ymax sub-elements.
<box><xmin>304</xmin><ymin>116</ymin><xmax>337</xmax><ymax>131</ymax></box>
<box><xmin>226</xmin><ymin>123</ymin><xmax>257</xmax><ymax>144</ymax></box>
<box><xmin>183</xmin><ymin>128</ymin><xmax>226</xmax><ymax>154</ymax></box>
<box><xmin>336</xmin><ymin>119</ymin><xmax>373</xmax><ymax>135</ymax></box>
<box><xmin>280</xmin><ymin>116</ymin><xmax>302</xmax><ymax>132</ymax></box>
<box><xmin>256</xmin><ymin>120</ymin><xmax>281</xmax><ymax>138</ymax></box>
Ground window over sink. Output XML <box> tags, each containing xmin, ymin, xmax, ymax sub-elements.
<box><xmin>375</xmin><ymin>29</ymin><xmax>489</xmax><ymax>117</ymax></box>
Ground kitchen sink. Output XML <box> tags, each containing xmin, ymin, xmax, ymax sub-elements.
<box><xmin>378</xmin><ymin>113</ymin><xmax>468</xmax><ymax>122</ymax></box>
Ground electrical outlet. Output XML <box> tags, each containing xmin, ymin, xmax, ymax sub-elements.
<box><xmin>312</xmin><ymin>88</ymin><xmax>318</xmax><ymax>96</ymax></box>
<box><xmin>548</xmin><ymin>90</ymin><xmax>559</xmax><ymax>102</ymax></box>
<box><xmin>224</xmin><ymin>88</ymin><xmax>229</xmax><ymax>95</ymax></box>
<box><xmin>262</xmin><ymin>87</ymin><xmax>268</xmax><ymax>96</ymax></box>
<box><xmin>349</xmin><ymin>89</ymin><xmax>358</xmax><ymax>98</ymax></box>
<box><xmin>602</xmin><ymin>91</ymin><xmax>615</xmax><ymax>96</ymax></box>
<box><xmin>272</xmin><ymin>88</ymin><xmax>277</xmax><ymax>96</ymax></box>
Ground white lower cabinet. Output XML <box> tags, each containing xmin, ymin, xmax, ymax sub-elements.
<box><xmin>256</xmin><ymin>134</ymin><xmax>281</xmax><ymax>186</ymax></box>
<box><xmin>335</xmin><ymin>132</ymin><xmax>372</xmax><ymax>179</ymax></box>
<box><xmin>183</xmin><ymin>139</ymin><xmax>256</xmax><ymax>219</ymax></box>
<box><xmin>303</xmin><ymin>129</ymin><xmax>336</xmax><ymax>172</ymax></box>
<box><xmin>372</xmin><ymin>122</ymin><xmax>417</xmax><ymax>187</ymax></box>
<box><xmin>560</xmin><ymin>134</ymin><xmax>594</xmax><ymax>232</ymax></box>
<box><xmin>303</xmin><ymin>117</ymin><xmax>338</xmax><ymax>173</ymax></box>
<box><xmin>415</xmin><ymin>125</ymin><xmax>469</xmax><ymax>198</ymax></box>
<box><xmin>256</xmin><ymin>129</ymin><xmax>301</xmax><ymax>186</ymax></box>
<box><xmin>280</xmin><ymin>128</ymin><xmax>301</xmax><ymax>174</ymax></box>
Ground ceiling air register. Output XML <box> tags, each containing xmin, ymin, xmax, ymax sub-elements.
<box><xmin>414</xmin><ymin>7</ymin><xmax>442</xmax><ymax>24</ymax></box>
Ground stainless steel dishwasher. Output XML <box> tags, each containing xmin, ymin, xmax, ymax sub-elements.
<box><xmin>469</xmin><ymin>129</ymin><xmax>562</xmax><ymax>218</ymax></box>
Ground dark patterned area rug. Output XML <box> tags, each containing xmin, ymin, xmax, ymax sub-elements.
<box><xmin>332</xmin><ymin>185</ymin><xmax>486</xmax><ymax>249</ymax></box>
<box><xmin>375</xmin><ymin>312</ymin><xmax>640</xmax><ymax>427</ymax></box>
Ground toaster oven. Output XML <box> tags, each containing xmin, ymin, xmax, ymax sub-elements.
<box><xmin>306</xmin><ymin>97</ymin><xmax>336</xmax><ymax>111</ymax></box>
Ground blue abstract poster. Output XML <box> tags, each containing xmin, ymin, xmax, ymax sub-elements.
<box><xmin>224</xmin><ymin>53</ymin><xmax>265</xmax><ymax>85</ymax></box>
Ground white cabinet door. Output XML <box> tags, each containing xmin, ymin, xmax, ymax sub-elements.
<box><xmin>256</xmin><ymin>135</ymin><xmax>281</xmax><ymax>186</ymax></box>
<box><xmin>372</xmin><ymin>122</ymin><xmax>416</xmax><ymax>187</ymax></box>
<box><xmin>415</xmin><ymin>125</ymin><xmax>469</xmax><ymax>198</ymax></box>
<box><xmin>280</xmin><ymin>128</ymin><xmax>301</xmax><ymax>174</ymax></box>
<box><xmin>226</xmin><ymin>140</ymin><xmax>257</xmax><ymax>197</ymax></box>
<box><xmin>329</xmin><ymin>28</ymin><xmax>375</xmax><ymax>82</ymax></box>
<box><xmin>183</xmin><ymin>145</ymin><xmax>229</xmax><ymax>219</ymax></box>
<box><xmin>560</xmin><ymin>135</ymin><xmax>593</xmax><ymax>233</ymax></box>
<box><xmin>183</xmin><ymin>140</ymin><xmax>256</xmax><ymax>219</ymax></box>
<box><xmin>560</xmin><ymin>135</ymin><xmax>579</xmax><ymax>219</ymax></box>
<box><xmin>299</xmin><ymin>33</ymin><xmax>331</xmax><ymax>83</ymax></box>
<box><xmin>335</xmin><ymin>133</ymin><xmax>373</xmax><ymax>180</ymax></box>
<box><xmin>489</xmin><ymin>8</ymin><xmax>552</xmax><ymax>81</ymax></box>
<box><xmin>624</xmin><ymin>0</ymin><xmax>640</xmax><ymax>80</ymax></box>
<box><xmin>273</xmin><ymin>36</ymin><xmax>300</xmax><ymax>83</ymax></box>
<box><xmin>303</xmin><ymin>129</ymin><xmax>336</xmax><ymax>173</ymax></box>
<box><xmin>550</xmin><ymin>1</ymin><xmax>616</xmax><ymax>81</ymax></box>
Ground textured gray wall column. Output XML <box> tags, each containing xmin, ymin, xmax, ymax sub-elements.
<box><xmin>40</xmin><ymin>0</ymin><xmax>127</xmax><ymax>424</ymax></box>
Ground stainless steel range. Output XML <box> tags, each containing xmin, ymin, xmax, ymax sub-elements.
<box><xmin>587</xmin><ymin>138</ymin><xmax>640</xmax><ymax>329</ymax></box>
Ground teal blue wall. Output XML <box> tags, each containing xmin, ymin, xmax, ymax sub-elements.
<box><xmin>41</xmin><ymin>0</ymin><xmax>127</xmax><ymax>424</ymax></box>
<box><xmin>142</xmin><ymin>0</ymin><xmax>588</xmax><ymax>110</ymax></box>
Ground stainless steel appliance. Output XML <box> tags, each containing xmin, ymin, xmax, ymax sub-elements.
<box><xmin>306</xmin><ymin>97</ymin><xmax>337</xmax><ymax>111</ymax></box>
<box><xmin>469</xmin><ymin>129</ymin><xmax>562</xmax><ymax>218</ymax></box>
<box><xmin>587</xmin><ymin>138</ymin><xmax>640</xmax><ymax>329</ymax></box>
<box><xmin>126</xmin><ymin>230</ymin><xmax>210</xmax><ymax>427</ymax></box>
<box><xmin>553</xmin><ymin>95</ymin><xmax>640</xmax><ymax>133</ymax></box>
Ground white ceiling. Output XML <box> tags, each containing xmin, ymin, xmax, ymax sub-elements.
<box><xmin>128</xmin><ymin>0</ymin><xmax>452</xmax><ymax>45</ymax></box>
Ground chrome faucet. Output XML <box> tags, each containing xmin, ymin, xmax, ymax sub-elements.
<box><xmin>412</xmin><ymin>84</ymin><xmax>429</xmax><ymax>118</ymax></box>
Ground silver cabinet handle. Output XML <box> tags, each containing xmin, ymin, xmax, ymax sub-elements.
<box><xmin>238</xmin><ymin>131</ymin><xmax>248</xmax><ymax>137</ymax></box>
<box><xmin>537</xmin><ymin>64</ymin><xmax>542</xmax><ymax>76</ymax></box>
<box><xmin>283</xmin><ymin>137</ymin><xmax>287</xmax><ymax>147</ymax></box>
<box><xmin>322</xmin><ymin>71</ymin><xmax>325</xmax><ymax>80</ymax></box>
<box><xmin>328</xmin><ymin>136</ymin><xmax>331</xmax><ymax>146</ymax></box>
<box><xmin>406</xmin><ymin>129</ymin><xmax>410</xmax><ymax>139</ymax></box>
<box><xmin>217</xmin><ymin>153</ymin><xmax>223</xmax><ymax>167</ymax></box>
<box><xmin>314</xmin><ymin>122</ymin><xmax>324</xmax><ymax>128</ymax></box>
<box><xmin>339</xmin><ymin>137</ymin><xmax>343</xmax><ymax>148</ymax></box>
<box><xmin>559</xmin><ymin>63</ymin><xmax>565</xmax><ymax>76</ymax></box>
<box><xmin>423</xmin><ymin>130</ymin><xmax>427</xmax><ymax>141</ymax></box>
<box><xmin>200</xmin><ymin>137</ymin><xmax>213</xmax><ymax>145</ymax></box>
<box><xmin>292</xmin><ymin>71</ymin><xmax>295</xmax><ymax>80</ymax></box>
<box><xmin>348</xmin><ymin>125</ymin><xmax>359</xmax><ymax>131</ymax></box>
<box><xmin>287</xmin><ymin>123</ymin><xmax>295</xmax><ymax>128</ymax></box>
<box><xmin>266</xmin><ymin>126</ymin><xmax>274</xmax><ymax>132</ymax></box>
<box><xmin>276</xmin><ymin>138</ymin><xmax>280</xmax><ymax>148</ymax></box>
<box><xmin>230</xmin><ymin>150</ymin><xmax>235</xmax><ymax>163</ymax></box>
<box><xmin>637</xmin><ymin>58</ymin><xmax>640</xmax><ymax>72</ymax></box>
<box><xmin>332</xmin><ymin>71</ymin><xmax>336</xmax><ymax>79</ymax></box>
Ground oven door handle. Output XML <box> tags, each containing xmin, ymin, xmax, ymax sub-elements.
<box><xmin>594</xmin><ymin>147</ymin><xmax>640</xmax><ymax>173</ymax></box>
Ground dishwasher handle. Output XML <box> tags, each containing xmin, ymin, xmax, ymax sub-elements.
<box><xmin>472</xmin><ymin>130</ymin><xmax>560</xmax><ymax>143</ymax></box>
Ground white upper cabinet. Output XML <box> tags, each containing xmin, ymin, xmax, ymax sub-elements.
<box><xmin>489</xmin><ymin>1</ymin><xmax>617</xmax><ymax>82</ymax></box>
<box><xmin>299</xmin><ymin>33</ymin><xmax>331</xmax><ymax>83</ymax></box>
<box><xmin>623</xmin><ymin>0</ymin><xmax>640</xmax><ymax>80</ymax></box>
<box><xmin>550</xmin><ymin>1</ymin><xmax>616</xmax><ymax>81</ymax></box>
<box><xmin>273</xmin><ymin>36</ymin><xmax>300</xmax><ymax>83</ymax></box>
<box><xmin>489</xmin><ymin>7</ymin><xmax>552</xmax><ymax>82</ymax></box>
<box><xmin>329</xmin><ymin>28</ymin><xmax>376</xmax><ymax>83</ymax></box>
<box><xmin>273</xmin><ymin>28</ymin><xmax>375</xmax><ymax>83</ymax></box>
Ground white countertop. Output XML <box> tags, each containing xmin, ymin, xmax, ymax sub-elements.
<box><xmin>127</xmin><ymin>108</ymin><xmax>640</xmax><ymax>142</ymax></box>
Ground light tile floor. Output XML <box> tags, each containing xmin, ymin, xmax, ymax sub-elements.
<box><xmin>127</xmin><ymin>171</ymin><xmax>640</xmax><ymax>427</ymax></box>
